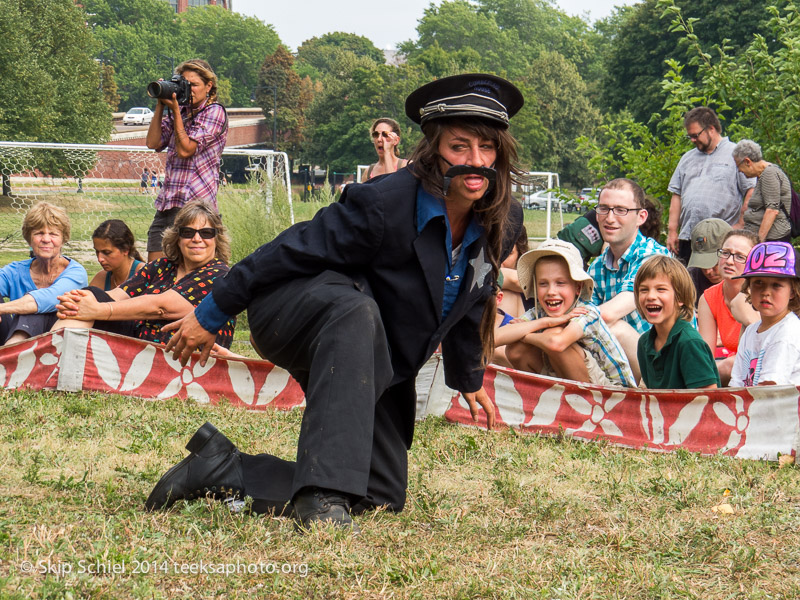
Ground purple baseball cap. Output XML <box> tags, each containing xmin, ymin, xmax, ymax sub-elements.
<box><xmin>734</xmin><ymin>241</ymin><xmax>800</xmax><ymax>279</ymax></box>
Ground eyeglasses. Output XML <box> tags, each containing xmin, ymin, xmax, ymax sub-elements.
<box><xmin>717</xmin><ymin>249</ymin><xmax>748</xmax><ymax>264</ymax></box>
<box><xmin>371</xmin><ymin>131</ymin><xmax>394</xmax><ymax>139</ymax></box>
<box><xmin>179</xmin><ymin>227</ymin><xmax>217</xmax><ymax>239</ymax></box>
<box><xmin>596</xmin><ymin>205</ymin><xmax>642</xmax><ymax>217</ymax></box>
<box><xmin>686</xmin><ymin>125</ymin><xmax>708</xmax><ymax>141</ymax></box>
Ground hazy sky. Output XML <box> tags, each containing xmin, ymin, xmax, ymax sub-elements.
<box><xmin>233</xmin><ymin>0</ymin><xmax>639</xmax><ymax>52</ymax></box>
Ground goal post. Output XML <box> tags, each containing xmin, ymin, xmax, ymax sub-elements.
<box><xmin>0</xmin><ymin>141</ymin><xmax>292</xmax><ymax>264</ymax></box>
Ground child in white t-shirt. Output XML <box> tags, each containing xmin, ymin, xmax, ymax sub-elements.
<box><xmin>729</xmin><ymin>241</ymin><xmax>800</xmax><ymax>387</ymax></box>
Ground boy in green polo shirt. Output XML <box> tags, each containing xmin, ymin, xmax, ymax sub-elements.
<box><xmin>635</xmin><ymin>255</ymin><xmax>720</xmax><ymax>389</ymax></box>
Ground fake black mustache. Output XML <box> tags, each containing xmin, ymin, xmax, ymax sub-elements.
<box><xmin>442</xmin><ymin>165</ymin><xmax>497</xmax><ymax>196</ymax></box>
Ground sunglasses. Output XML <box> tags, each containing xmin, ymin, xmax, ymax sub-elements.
<box><xmin>179</xmin><ymin>227</ymin><xmax>217</xmax><ymax>239</ymax></box>
<box><xmin>371</xmin><ymin>131</ymin><xmax>394</xmax><ymax>139</ymax></box>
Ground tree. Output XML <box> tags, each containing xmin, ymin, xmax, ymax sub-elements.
<box><xmin>400</xmin><ymin>0</ymin><xmax>527</xmax><ymax>77</ymax></box>
<box><xmin>600</xmin><ymin>0</ymin><xmax>790</xmax><ymax>123</ymax></box>
<box><xmin>0</xmin><ymin>0</ymin><xmax>112</xmax><ymax>144</ymax></box>
<box><xmin>296</xmin><ymin>32</ymin><xmax>384</xmax><ymax>80</ymax></box>
<box><xmin>303</xmin><ymin>57</ymin><xmax>429</xmax><ymax>172</ymax></box>
<box><xmin>100</xmin><ymin>63</ymin><xmax>121</xmax><ymax>112</ymax></box>
<box><xmin>86</xmin><ymin>2</ymin><xmax>280</xmax><ymax>109</ymax></box>
<box><xmin>660</xmin><ymin>0</ymin><xmax>800</xmax><ymax>182</ymax></box>
<box><xmin>178</xmin><ymin>6</ymin><xmax>281</xmax><ymax>106</ymax></box>
<box><xmin>87</xmin><ymin>0</ymin><xmax>186</xmax><ymax>109</ymax></box>
<box><xmin>518</xmin><ymin>52</ymin><xmax>600</xmax><ymax>185</ymax></box>
<box><xmin>258</xmin><ymin>46</ymin><xmax>308</xmax><ymax>152</ymax></box>
<box><xmin>579</xmin><ymin>1</ymin><xmax>800</xmax><ymax>213</ymax></box>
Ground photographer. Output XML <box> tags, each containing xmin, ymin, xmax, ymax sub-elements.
<box><xmin>146</xmin><ymin>59</ymin><xmax>227</xmax><ymax>261</ymax></box>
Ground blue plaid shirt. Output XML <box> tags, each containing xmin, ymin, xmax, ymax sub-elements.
<box><xmin>588</xmin><ymin>231</ymin><xmax>670</xmax><ymax>334</ymax></box>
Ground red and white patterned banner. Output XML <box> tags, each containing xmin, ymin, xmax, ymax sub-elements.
<box><xmin>1</xmin><ymin>330</ymin><xmax>797</xmax><ymax>461</ymax></box>
<box><xmin>441</xmin><ymin>364</ymin><xmax>800</xmax><ymax>461</ymax></box>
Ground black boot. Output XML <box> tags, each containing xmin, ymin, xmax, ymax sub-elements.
<box><xmin>145</xmin><ymin>422</ymin><xmax>244</xmax><ymax>511</ymax></box>
<box><xmin>292</xmin><ymin>487</ymin><xmax>360</xmax><ymax>534</ymax></box>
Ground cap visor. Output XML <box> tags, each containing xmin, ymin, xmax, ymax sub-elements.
<box><xmin>687</xmin><ymin>252</ymin><xmax>718</xmax><ymax>270</ymax></box>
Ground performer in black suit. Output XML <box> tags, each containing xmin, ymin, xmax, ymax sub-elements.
<box><xmin>146</xmin><ymin>73</ymin><xmax>526</xmax><ymax>533</ymax></box>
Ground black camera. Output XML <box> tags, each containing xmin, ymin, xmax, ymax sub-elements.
<box><xmin>147</xmin><ymin>74</ymin><xmax>192</xmax><ymax>105</ymax></box>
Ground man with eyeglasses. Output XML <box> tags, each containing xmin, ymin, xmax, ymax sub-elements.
<box><xmin>588</xmin><ymin>178</ymin><xmax>670</xmax><ymax>381</ymax></box>
<box><xmin>667</xmin><ymin>106</ymin><xmax>755</xmax><ymax>264</ymax></box>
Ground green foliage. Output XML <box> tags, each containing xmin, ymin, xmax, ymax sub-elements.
<box><xmin>88</xmin><ymin>0</ymin><xmax>187</xmax><ymax>110</ymax></box>
<box><xmin>580</xmin><ymin>0</ymin><xmax>800</xmax><ymax>215</ymax></box>
<box><xmin>178</xmin><ymin>6</ymin><xmax>280</xmax><ymax>107</ymax></box>
<box><xmin>303</xmin><ymin>58</ymin><xmax>428</xmax><ymax>171</ymax></box>
<box><xmin>660</xmin><ymin>0</ymin><xmax>800</xmax><ymax>182</ymax></box>
<box><xmin>396</xmin><ymin>0</ymin><xmax>601</xmax><ymax>182</ymax></box>
<box><xmin>0</xmin><ymin>0</ymin><xmax>112</xmax><ymax>144</ymax></box>
<box><xmin>576</xmin><ymin>64</ymin><xmax>698</xmax><ymax>203</ymax></box>
<box><xmin>86</xmin><ymin>1</ymin><xmax>279</xmax><ymax>109</ymax></box>
<box><xmin>518</xmin><ymin>51</ymin><xmax>601</xmax><ymax>185</ymax></box>
<box><xmin>258</xmin><ymin>46</ymin><xmax>308</xmax><ymax>152</ymax></box>
<box><xmin>403</xmin><ymin>0</ymin><xmax>527</xmax><ymax>77</ymax></box>
<box><xmin>296</xmin><ymin>32</ymin><xmax>385</xmax><ymax>80</ymax></box>
<box><xmin>601</xmin><ymin>0</ymin><xmax>791</xmax><ymax>123</ymax></box>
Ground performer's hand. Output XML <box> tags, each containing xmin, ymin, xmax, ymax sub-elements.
<box><xmin>163</xmin><ymin>310</ymin><xmax>216</xmax><ymax>367</ymax></box>
<box><xmin>463</xmin><ymin>387</ymin><xmax>495</xmax><ymax>431</ymax></box>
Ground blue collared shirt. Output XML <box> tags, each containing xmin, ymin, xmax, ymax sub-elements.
<box><xmin>416</xmin><ymin>186</ymin><xmax>483</xmax><ymax>320</ymax></box>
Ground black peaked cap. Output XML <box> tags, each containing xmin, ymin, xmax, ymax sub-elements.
<box><xmin>405</xmin><ymin>73</ymin><xmax>524</xmax><ymax>128</ymax></box>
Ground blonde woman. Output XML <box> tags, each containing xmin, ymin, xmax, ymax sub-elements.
<box><xmin>0</xmin><ymin>202</ymin><xmax>87</xmax><ymax>345</ymax></box>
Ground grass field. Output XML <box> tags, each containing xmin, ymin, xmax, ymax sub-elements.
<box><xmin>0</xmin><ymin>390</ymin><xmax>798</xmax><ymax>599</ymax></box>
<box><xmin>0</xmin><ymin>184</ymin><xmax>797</xmax><ymax>598</ymax></box>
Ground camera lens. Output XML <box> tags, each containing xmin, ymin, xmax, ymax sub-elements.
<box><xmin>147</xmin><ymin>80</ymin><xmax>179</xmax><ymax>100</ymax></box>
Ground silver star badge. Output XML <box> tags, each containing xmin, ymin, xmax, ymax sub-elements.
<box><xmin>469</xmin><ymin>247</ymin><xmax>492</xmax><ymax>292</ymax></box>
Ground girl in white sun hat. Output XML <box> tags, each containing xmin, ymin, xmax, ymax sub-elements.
<box><xmin>500</xmin><ymin>238</ymin><xmax>635</xmax><ymax>387</ymax></box>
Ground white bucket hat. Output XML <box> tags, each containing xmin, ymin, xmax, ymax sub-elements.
<box><xmin>517</xmin><ymin>239</ymin><xmax>594</xmax><ymax>309</ymax></box>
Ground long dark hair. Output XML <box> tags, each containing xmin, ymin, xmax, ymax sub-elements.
<box><xmin>409</xmin><ymin>116</ymin><xmax>524</xmax><ymax>366</ymax></box>
<box><xmin>92</xmin><ymin>219</ymin><xmax>144</xmax><ymax>262</ymax></box>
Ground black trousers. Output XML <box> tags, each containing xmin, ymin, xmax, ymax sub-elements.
<box><xmin>677</xmin><ymin>239</ymin><xmax>692</xmax><ymax>266</ymax></box>
<box><xmin>238</xmin><ymin>271</ymin><xmax>416</xmax><ymax>515</ymax></box>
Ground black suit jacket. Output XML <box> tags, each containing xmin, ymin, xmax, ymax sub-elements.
<box><xmin>213</xmin><ymin>168</ymin><xmax>521</xmax><ymax>392</ymax></box>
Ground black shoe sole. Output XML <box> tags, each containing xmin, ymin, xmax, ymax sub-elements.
<box><xmin>144</xmin><ymin>422</ymin><xmax>220</xmax><ymax>511</ymax></box>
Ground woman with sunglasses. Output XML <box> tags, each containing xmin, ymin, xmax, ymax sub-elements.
<box><xmin>53</xmin><ymin>202</ymin><xmax>235</xmax><ymax>348</ymax></box>
<box><xmin>364</xmin><ymin>118</ymin><xmax>408</xmax><ymax>180</ymax></box>
<box><xmin>697</xmin><ymin>229</ymin><xmax>761</xmax><ymax>385</ymax></box>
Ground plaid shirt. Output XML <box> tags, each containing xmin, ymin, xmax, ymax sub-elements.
<box><xmin>155</xmin><ymin>101</ymin><xmax>227</xmax><ymax>212</ymax></box>
<box><xmin>588</xmin><ymin>231</ymin><xmax>670</xmax><ymax>334</ymax></box>
<box><xmin>521</xmin><ymin>299</ymin><xmax>636</xmax><ymax>387</ymax></box>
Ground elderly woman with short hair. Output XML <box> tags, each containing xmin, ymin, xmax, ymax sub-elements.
<box><xmin>55</xmin><ymin>201</ymin><xmax>235</xmax><ymax>348</ymax></box>
<box><xmin>0</xmin><ymin>202</ymin><xmax>87</xmax><ymax>345</ymax></box>
<box><xmin>733</xmin><ymin>139</ymin><xmax>793</xmax><ymax>242</ymax></box>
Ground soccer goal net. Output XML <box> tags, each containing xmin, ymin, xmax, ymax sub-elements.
<box><xmin>0</xmin><ymin>142</ymin><xmax>291</xmax><ymax>265</ymax></box>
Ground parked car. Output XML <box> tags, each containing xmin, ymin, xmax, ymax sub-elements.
<box><xmin>122</xmin><ymin>107</ymin><xmax>154</xmax><ymax>126</ymax></box>
<box><xmin>523</xmin><ymin>190</ymin><xmax>581</xmax><ymax>212</ymax></box>
<box><xmin>578</xmin><ymin>187</ymin><xmax>600</xmax><ymax>204</ymax></box>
